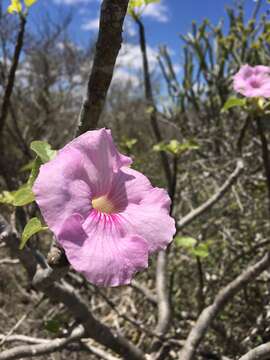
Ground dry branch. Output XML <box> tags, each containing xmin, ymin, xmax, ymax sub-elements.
<box><xmin>178</xmin><ymin>251</ymin><xmax>270</xmax><ymax>360</ymax></box>
<box><xmin>0</xmin><ymin>326</ymin><xmax>85</xmax><ymax>360</ymax></box>
<box><xmin>177</xmin><ymin>159</ymin><xmax>244</xmax><ymax>231</ymax></box>
<box><xmin>238</xmin><ymin>342</ymin><xmax>270</xmax><ymax>360</ymax></box>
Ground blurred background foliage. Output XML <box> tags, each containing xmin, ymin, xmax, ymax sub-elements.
<box><xmin>2</xmin><ymin>1</ymin><xmax>270</xmax><ymax>359</ymax></box>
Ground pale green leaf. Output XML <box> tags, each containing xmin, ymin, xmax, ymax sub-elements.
<box><xmin>24</xmin><ymin>0</ymin><xmax>37</xmax><ymax>7</ymax></box>
<box><xmin>7</xmin><ymin>0</ymin><xmax>22</xmax><ymax>14</ymax></box>
<box><xmin>19</xmin><ymin>160</ymin><xmax>36</xmax><ymax>172</ymax></box>
<box><xmin>30</xmin><ymin>141</ymin><xmax>57</xmax><ymax>163</ymax></box>
<box><xmin>0</xmin><ymin>191</ymin><xmax>16</xmax><ymax>205</ymax></box>
<box><xmin>191</xmin><ymin>243</ymin><xmax>209</xmax><ymax>258</ymax></box>
<box><xmin>13</xmin><ymin>186</ymin><xmax>35</xmax><ymax>206</ymax></box>
<box><xmin>221</xmin><ymin>97</ymin><xmax>246</xmax><ymax>112</ymax></box>
<box><xmin>27</xmin><ymin>157</ymin><xmax>42</xmax><ymax>187</ymax></box>
<box><xmin>175</xmin><ymin>236</ymin><xmax>197</xmax><ymax>248</ymax></box>
<box><xmin>20</xmin><ymin>217</ymin><xmax>48</xmax><ymax>249</ymax></box>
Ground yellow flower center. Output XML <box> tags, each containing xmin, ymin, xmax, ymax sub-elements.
<box><xmin>92</xmin><ymin>195</ymin><xmax>115</xmax><ymax>214</ymax></box>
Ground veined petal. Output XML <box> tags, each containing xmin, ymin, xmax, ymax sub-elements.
<box><xmin>62</xmin><ymin>129</ymin><xmax>132</xmax><ymax>197</ymax></box>
<box><xmin>107</xmin><ymin>167</ymin><xmax>152</xmax><ymax>210</ymax></box>
<box><xmin>120</xmin><ymin>203</ymin><xmax>176</xmax><ymax>253</ymax></box>
<box><xmin>58</xmin><ymin>211</ymin><xmax>149</xmax><ymax>287</ymax></box>
<box><xmin>33</xmin><ymin>148</ymin><xmax>91</xmax><ymax>234</ymax></box>
<box><xmin>140</xmin><ymin>187</ymin><xmax>171</xmax><ymax>211</ymax></box>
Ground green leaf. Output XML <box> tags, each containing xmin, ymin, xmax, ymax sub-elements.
<box><xmin>191</xmin><ymin>244</ymin><xmax>209</xmax><ymax>258</ymax></box>
<box><xmin>0</xmin><ymin>190</ymin><xmax>16</xmax><ymax>205</ymax></box>
<box><xmin>7</xmin><ymin>0</ymin><xmax>22</xmax><ymax>14</ymax></box>
<box><xmin>13</xmin><ymin>186</ymin><xmax>35</xmax><ymax>206</ymax></box>
<box><xmin>153</xmin><ymin>139</ymin><xmax>199</xmax><ymax>156</ymax></box>
<box><xmin>19</xmin><ymin>160</ymin><xmax>36</xmax><ymax>172</ymax></box>
<box><xmin>191</xmin><ymin>243</ymin><xmax>209</xmax><ymax>258</ymax></box>
<box><xmin>128</xmin><ymin>0</ymin><xmax>160</xmax><ymax>16</ymax></box>
<box><xmin>30</xmin><ymin>141</ymin><xmax>57</xmax><ymax>163</ymax></box>
<box><xmin>221</xmin><ymin>97</ymin><xmax>246</xmax><ymax>112</ymax></box>
<box><xmin>175</xmin><ymin>236</ymin><xmax>197</xmax><ymax>248</ymax></box>
<box><xmin>44</xmin><ymin>319</ymin><xmax>61</xmax><ymax>333</ymax></box>
<box><xmin>20</xmin><ymin>217</ymin><xmax>48</xmax><ymax>249</ymax></box>
<box><xmin>153</xmin><ymin>142</ymin><xmax>167</xmax><ymax>152</ymax></box>
<box><xmin>27</xmin><ymin>157</ymin><xmax>42</xmax><ymax>187</ymax></box>
<box><xmin>24</xmin><ymin>0</ymin><xmax>37</xmax><ymax>7</ymax></box>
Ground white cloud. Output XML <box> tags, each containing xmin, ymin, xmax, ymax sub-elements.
<box><xmin>117</xmin><ymin>43</ymin><xmax>157</xmax><ymax>71</ymax></box>
<box><xmin>82</xmin><ymin>15</ymin><xmax>136</xmax><ymax>36</ymax></box>
<box><xmin>142</xmin><ymin>1</ymin><xmax>169</xmax><ymax>23</ymax></box>
<box><xmin>111</xmin><ymin>42</ymin><xmax>158</xmax><ymax>88</ymax></box>
<box><xmin>82</xmin><ymin>18</ymin><xmax>100</xmax><ymax>31</ymax></box>
<box><xmin>82</xmin><ymin>1</ymin><xmax>169</xmax><ymax>33</ymax></box>
<box><xmin>111</xmin><ymin>68</ymin><xmax>140</xmax><ymax>88</ymax></box>
<box><xmin>124</xmin><ymin>18</ymin><xmax>137</xmax><ymax>37</ymax></box>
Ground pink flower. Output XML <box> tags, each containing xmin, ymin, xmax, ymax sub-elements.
<box><xmin>33</xmin><ymin>129</ymin><xmax>175</xmax><ymax>287</ymax></box>
<box><xmin>233</xmin><ymin>65</ymin><xmax>270</xmax><ymax>98</ymax></box>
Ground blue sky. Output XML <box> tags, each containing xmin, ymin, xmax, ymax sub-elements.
<box><xmin>3</xmin><ymin>0</ymin><xmax>269</xmax><ymax>86</ymax></box>
<box><xmin>24</xmin><ymin>0</ymin><xmax>268</xmax><ymax>49</ymax></box>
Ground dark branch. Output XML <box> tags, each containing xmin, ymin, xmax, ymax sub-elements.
<box><xmin>0</xmin><ymin>16</ymin><xmax>26</xmax><ymax>137</ymax></box>
<box><xmin>77</xmin><ymin>0</ymin><xmax>129</xmax><ymax>134</ymax></box>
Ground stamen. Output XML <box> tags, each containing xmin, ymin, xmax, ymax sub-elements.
<box><xmin>92</xmin><ymin>195</ymin><xmax>115</xmax><ymax>214</ymax></box>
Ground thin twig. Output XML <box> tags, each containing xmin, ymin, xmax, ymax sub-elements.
<box><xmin>0</xmin><ymin>326</ymin><xmax>85</xmax><ymax>360</ymax></box>
<box><xmin>177</xmin><ymin>160</ymin><xmax>244</xmax><ymax>230</ymax></box>
<box><xmin>130</xmin><ymin>280</ymin><xmax>157</xmax><ymax>305</ymax></box>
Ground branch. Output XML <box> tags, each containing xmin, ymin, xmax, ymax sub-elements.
<box><xmin>0</xmin><ymin>326</ymin><xmax>85</xmax><ymax>360</ymax></box>
<box><xmin>151</xmin><ymin>250</ymin><xmax>170</xmax><ymax>353</ymax></box>
<box><xmin>0</xmin><ymin>216</ymin><xmax>145</xmax><ymax>360</ymax></box>
<box><xmin>134</xmin><ymin>16</ymin><xmax>172</xmax><ymax>191</ymax></box>
<box><xmin>0</xmin><ymin>16</ymin><xmax>26</xmax><ymax>137</ymax></box>
<box><xmin>134</xmin><ymin>16</ymin><xmax>173</xmax><ymax>353</ymax></box>
<box><xmin>0</xmin><ymin>335</ymin><xmax>50</xmax><ymax>345</ymax></box>
<box><xmin>177</xmin><ymin>159</ymin><xmax>244</xmax><ymax>231</ymax></box>
<box><xmin>77</xmin><ymin>0</ymin><xmax>129</xmax><ymax>134</ymax></box>
<box><xmin>239</xmin><ymin>342</ymin><xmax>270</xmax><ymax>360</ymax></box>
<box><xmin>256</xmin><ymin>117</ymin><xmax>270</xmax><ymax>213</ymax></box>
<box><xmin>83</xmin><ymin>341</ymin><xmax>121</xmax><ymax>360</ymax></box>
<box><xmin>34</xmin><ymin>279</ymin><xmax>145</xmax><ymax>360</ymax></box>
<box><xmin>130</xmin><ymin>280</ymin><xmax>157</xmax><ymax>305</ymax></box>
<box><xmin>178</xmin><ymin>251</ymin><xmax>270</xmax><ymax>360</ymax></box>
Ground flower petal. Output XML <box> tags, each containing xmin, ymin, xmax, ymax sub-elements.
<box><xmin>120</xmin><ymin>203</ymin><xmax>176</xmax><ymax>253</ymax></box>
<box><xmin>33</xmin><ymin>148</ymin><xmax>91</xmax><ymax>234</ymax></box>
<box><xmin>58</xmin><ymin>211</ymin><xmax>149</xmax><ymax>287</ymax></box>
<box><xmin>107</xmin><ymin>167</ymin><xmax>152</xmax><ymax>210</ymax></box>
<box><xmin>140</xmin><ymin>187</ymin><xmax>171</xmax><ymax>211</ymax></box>
<box><xmin>62</xmin><ymin>129</ymin><xmax>132</xmax><ymax>197</ymax></box>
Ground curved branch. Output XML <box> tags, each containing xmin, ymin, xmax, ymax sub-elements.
<box><xmin>177</xmin><ymin>159</ymin><xmax>244</xmax><ymax>231</ymax></box>
<box><xmin>0</xmin><ymin>326</ymin><xmax>84</xmax><ymax>360</ymax></box>
<box><xmin>178</xmin><ymin>251</ymin><xmax>270</xmax><ymax>360</ymax></box>
<box><xmin>239</xmin><ymin>342</ymin><xmax>270</xmax><ymax>360</ymax></box>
